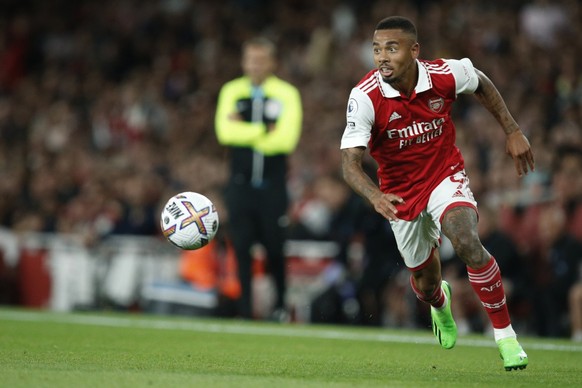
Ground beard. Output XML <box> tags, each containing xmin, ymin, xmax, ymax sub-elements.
<box><xmin>380</xmin><ymin>59</ymin><xmax>416</xmax><ymax>86</ymax></box>
<box><xmin>382</xmin><ymin>73</ymin><xmax>401</xmax><ymax>84</ymax></box>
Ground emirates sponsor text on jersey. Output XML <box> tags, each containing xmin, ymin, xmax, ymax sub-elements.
<box><xmin>386</xmin><ymin>117</ymin><xmax>445</xmax><ymax>149</ymax></box>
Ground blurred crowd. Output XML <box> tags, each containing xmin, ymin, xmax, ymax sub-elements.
<box><xmin>0</xmin><ymin>0</ymin><xmax>581</xmax><ymax>338</ymax></box>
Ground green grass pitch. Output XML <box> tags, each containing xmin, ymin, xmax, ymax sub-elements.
<box><xmin>1</xmin><ymin>308</ymin><xmax>581</xmax><ymax>387</ymax></box>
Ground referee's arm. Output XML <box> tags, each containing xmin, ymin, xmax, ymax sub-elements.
<box><xmin>215</xmin><ymin>81</ymin><xmax>266</xmax><ymax>147</ymax></box>
<box><xmin>255</xmin><ymin>84</ymin><xmax>302</xmax><ymax>156</ymax></box>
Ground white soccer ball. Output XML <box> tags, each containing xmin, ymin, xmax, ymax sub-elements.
<box><xmin>160</xmin><ymin>191</ymin><xmax>219</xmax><ymax>250</ymax></box>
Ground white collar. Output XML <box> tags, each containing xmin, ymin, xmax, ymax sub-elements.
<box><xmin>378</xmin><ymin>59</ymin><xmax>432</xmax><ymax>98</ymax></box>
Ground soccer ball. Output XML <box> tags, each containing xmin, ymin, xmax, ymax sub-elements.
<box><xmin>160</xmin><ymin>191</ymin><xmax>219</xmax><ymax>250</ymax></box>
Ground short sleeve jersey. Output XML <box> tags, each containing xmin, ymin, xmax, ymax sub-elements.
<box><xmin>340</xmin><ymin>58</ymin><xmax>479</xmax><ymax>221</ymax></box>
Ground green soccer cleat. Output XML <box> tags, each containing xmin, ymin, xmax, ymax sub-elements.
<box><xmin>430</xmin><ymin>280</ymin><xmax>457</xmax><ymax>349</ymax></box>
<box><xmin>497</xmin><ymin>338</ymin><xmax>528</xmax><ymax>371</ymax></box>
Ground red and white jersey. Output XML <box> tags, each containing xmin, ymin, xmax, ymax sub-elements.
<box><xmin>340</xmin><ymin>58</ymin><xmax>479</xmax><ymax>221</ymax></box>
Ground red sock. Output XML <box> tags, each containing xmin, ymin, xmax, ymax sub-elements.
<box><xmin>467</xmin><ymin>257</ymin><xmax>511</xmax><ymax>329</ymax></box>
<box><xmin>409</xmin><ymin>275</ymin><xmax>446</xmax><ymax>309</ymax></box>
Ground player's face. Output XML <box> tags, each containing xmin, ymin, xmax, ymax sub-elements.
<box><xmin>242</xmin><ymin>45</ymin><xmax>276</xmax><ymax>86</ymax></box>
<box><xmin>372</xmin><ymin>29</ymin><xmax>419</xmax><ymax>86</ymax></box>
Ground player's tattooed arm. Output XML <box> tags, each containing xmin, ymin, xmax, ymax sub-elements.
<box><xmin>473</xmin><ymin>69</ymin><xmax>520</xmax><ymax>136</ymax></box>
<box><xmin>473</xmin><ymin>68</ymin><xmax>535</xmax><ymax>177</ymax></box>
<box><xmin>341</xmin><ymin>147</ymin><xmax>379</xmax><ymax>200</ymax></box>
<box><xmin>341</xmin><ymin>147</ymin><xmax>404</xmax><ymax>221</ymax></box>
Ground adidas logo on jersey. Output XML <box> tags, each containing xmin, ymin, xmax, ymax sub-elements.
<box><xmin>452</xmin><ymin>190</ymin><xmax>464</xmax><ymax>198</ymax></box>
<box><xmin>389</xmin><ymin>111</ymin><xmax>402</xmax><ymax>122</ymax></box>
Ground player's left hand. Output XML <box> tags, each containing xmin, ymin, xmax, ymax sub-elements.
<box><xmin>506</xmin><ymin>129</ymin><xmax>535</xmax><ymax>177</ymax></box>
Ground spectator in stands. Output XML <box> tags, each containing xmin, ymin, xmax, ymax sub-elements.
<box><xmin>531</xmin><ymin>204</ymin><xmax>582</xmax><ymax>337</ymax></box>
<box><xmin>551</xmin><ymin>146</ymin><xmax>582</xmax><ymax>241</ymax></box>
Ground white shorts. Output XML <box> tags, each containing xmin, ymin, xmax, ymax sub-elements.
<box><xmin>389</xmin><ymin>170</ymin><xmax>477</xmax><ymax>271</ymax></box>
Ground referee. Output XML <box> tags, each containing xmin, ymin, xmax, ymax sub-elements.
<box><xmin>215</xmin><ymin>37</ymin><xmax>303</xmax><ymax>321</ymax></box>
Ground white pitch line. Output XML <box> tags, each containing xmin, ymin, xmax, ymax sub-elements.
<box><xmin>1</xmin><ymin>310</ymin><xmax>581</xmax><ymax>352</ymax></box>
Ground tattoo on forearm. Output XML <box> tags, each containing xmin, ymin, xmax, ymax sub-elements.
<box><xmin>341</xmin><ymin>150</ymin><xmax>380</xmax><ymax>202</ymax></box>
<box><xmin>475</xmin><ymin>72</ymin><xmax>519</xmax><ymax>135</ymax></box>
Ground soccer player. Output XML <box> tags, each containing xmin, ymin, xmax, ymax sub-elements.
<box><xmin>215</xmin><ymin>37</ymin><xmax>303</xmax><ymax>321</ymax></box>
<box><xmin>340</xmin><ymin>16</ymin><xmax>533</xmax><ymax>370</ymax></box>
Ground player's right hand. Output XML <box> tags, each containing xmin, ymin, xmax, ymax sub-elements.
<box><xmin>370</xmin><ymin>192</ymin><xmax>405</xmax><ymax>221</ymax></box>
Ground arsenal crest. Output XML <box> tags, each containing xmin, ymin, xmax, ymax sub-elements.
<box><xmin>428</xmin><ymin>97</ymin><xmax>444</xmax><ymax>113</ymax></box>
<box><xmin>347</xmin><ymin>98</ymin><xmax>358</xmax><ymax>115</ymax></box>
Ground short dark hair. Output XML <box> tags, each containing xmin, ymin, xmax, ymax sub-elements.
<box><xmin>375</xmin><ymin>16</ymin><xmax>417</xmax><ymax>40</ymax></box>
